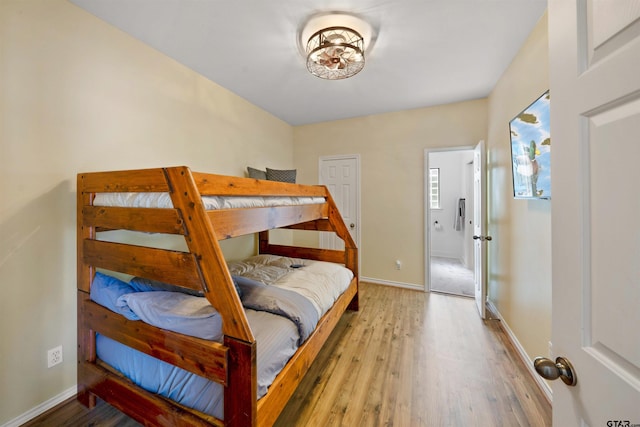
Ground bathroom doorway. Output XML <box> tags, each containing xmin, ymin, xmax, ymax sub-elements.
<box><xmin>425</xmin><ymin>148</ymin><xmax>475</xmax><ymax>297</ymax></box>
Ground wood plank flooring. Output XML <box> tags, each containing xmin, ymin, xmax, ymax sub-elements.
<box><xmin>275</xmin><ymin>282</ymin><xmax>550</xmax><ymax>426</ymax></box>
<box><xmin>23</xmin><ymin>282</ymin><xmax>551</xmax><ymax>426</ymax></box>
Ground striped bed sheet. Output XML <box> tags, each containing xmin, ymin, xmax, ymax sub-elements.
<box><xmin>93</xmin><ymin>192</ymin><xmax>326</xmax><ymax>210</ymax></box>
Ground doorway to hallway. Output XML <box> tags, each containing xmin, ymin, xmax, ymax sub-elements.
<box><xmin>425</xmin><ymin>148</ymin><xmax>475</xmax><ymax>298</ymax></box>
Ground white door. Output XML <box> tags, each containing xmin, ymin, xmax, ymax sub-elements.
<box><xmin>547</xmin><ymin>1</ymin><xmax>640</xmax><ymax>425</ymax></box>
<box><xmin>319</xmin><ymin>155</ymin><xmax>359</xmax><ymax>250</ymax></box>
<box><xmin>473</xmin><ymin>140</ymin><xmax>488</xmax><ymax>319</ymax></box>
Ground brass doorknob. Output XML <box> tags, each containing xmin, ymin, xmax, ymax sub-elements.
<box><xmin>533</xmin><ymin>356</ymin><xmax>577</xmax><ymax>386</ymax></box>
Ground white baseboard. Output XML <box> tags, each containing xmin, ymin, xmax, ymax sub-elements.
<box><xmin>486</xmin><ymin>300</ymin><xmax>552</xmax><ymax>404</ymax></box>
<box><xmin>360</xmin><ymin>276</ymin><xmax>424</xmax><ymax>291</ymax></box>
<box><xmin>1</xmin><ymin>385</ymin><xmax>76</xmax><ymax>427</ymax></box>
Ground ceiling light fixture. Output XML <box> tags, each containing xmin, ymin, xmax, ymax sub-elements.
<box><xmin>300</xmin><ymin>13</ymin><xmax>373</xmax><ymax>80</ymax></box>
<box><xmin>306</xmin><ymin>26</ymin><xmax>364</xmax><ymax>80</ymax></box>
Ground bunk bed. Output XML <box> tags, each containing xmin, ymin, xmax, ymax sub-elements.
<box><xmin>77</xmin><ymin>166</ymin><xmax>359</xmax><ymax>427</ymax></box>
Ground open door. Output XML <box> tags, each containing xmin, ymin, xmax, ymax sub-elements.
<box><xmin>473</xmin><ymin>140</ymin><xmax>489</xmax><ymax>319</ymax></box>
<box><xmin>542</xmin><ymin>2</ymin><xmax>640</xmax><ymax>424</ymax></box>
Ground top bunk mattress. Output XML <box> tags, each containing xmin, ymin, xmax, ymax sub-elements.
<box><xmin>93</xmin><ymin>192</ymin><xmax>326</xmax><ymax>210</ymax></box>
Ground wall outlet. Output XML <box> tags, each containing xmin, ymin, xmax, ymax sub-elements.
<box><xmin>395</xmin><ymin>260</ymin><xmax>402</xmax><ymax>270</ymax></box>
<box><xmin>47</xmin><ymin>345</ymin><xmax>63</xmax><ymax>368</ymax></box>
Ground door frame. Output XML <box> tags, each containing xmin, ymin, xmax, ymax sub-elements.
<box><xmin>424</xmin><ymin>146</ymin><xmax>476</xmax><ymax>295</ymax></box>
<box><xmin>318</xmin><ymin>154</ymin><xmax>362</xmax><ymax>253</ymax></box>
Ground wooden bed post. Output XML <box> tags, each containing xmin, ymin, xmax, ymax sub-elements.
<box><xmin>345</xmin><ymin>247</ymin><xmax>359</xmax><ymax>311</ymax></box>
<box><xmin>224</xmin><ymin>337</ymin><xmax>257</xmax><ymax>427</ymax></box>
<box><xmin>258</xmin><ymin>230</ymin><xmax>269</xmax><ymax>254</ymax></box>
<box><xmin>77</xmin><ymin>173</ymin><xmax>97</xmax><ymax>408</ymax></box>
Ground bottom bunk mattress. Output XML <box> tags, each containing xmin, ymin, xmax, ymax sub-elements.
<box><xmin>90</xmin><ymin>255</ymin><xmax>354</xmax><ymax>420</ymax></box>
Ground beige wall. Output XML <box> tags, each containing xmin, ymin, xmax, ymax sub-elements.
<box><xmin>486</xmin><ymin>12</ymin><xmax>551</xmax><ymax>362</ymax></box>
<box><xmin>0</xmin><ymin>1</ymin><xmax>292</xmax><ymax>423</ymax></box>
<box><xmin>293</xmin><ymin>100</ymin><xmax>488</xmax><ymax>286</ymax></box>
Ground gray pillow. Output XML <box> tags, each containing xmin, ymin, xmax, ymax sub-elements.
<box><xmin>247</xmin><ymin>166</ymin><xmax>266</xmax><ymax>180</ymax></box>
<box><xmin>266</xmin><ymin>168</ymin><xmax>296</xmax><ymax>183</ymax></box>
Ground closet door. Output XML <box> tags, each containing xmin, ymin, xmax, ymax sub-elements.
<box><xmin>319</xmin><ymin>155</ymin><xmax>360</xmax><ymax>250</ymax></box>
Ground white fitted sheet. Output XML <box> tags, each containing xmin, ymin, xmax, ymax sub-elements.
<box><xmin>93</xmin><ymin>192</ymin><xmax>325</xmax><ymax>210</ymax></box>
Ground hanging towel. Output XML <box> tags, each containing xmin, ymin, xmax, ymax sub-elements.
<box><xmin>454</xmin><ymin>198</ymin><xmax>465</xmax><ymax>231</ymax></box>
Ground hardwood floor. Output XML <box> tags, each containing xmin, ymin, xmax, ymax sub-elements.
<box><xmin>275</xmin><ymin>283</ymin><xmax>550</xmax><ymax>426</ymax></box>
<box><xmin>23</xmin><ymin>283</ymin><xmax>551</xmax><ymax>426</ymax></box>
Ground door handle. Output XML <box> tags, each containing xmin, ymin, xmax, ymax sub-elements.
<box><xmin>473</xmin><ymin>235</ymin><xmax>492</xmax><ymax>241</ymax></box>
<box><xmin>533</xmin><ymin>356</ymin><xmax>577</xmax><ymax>386</ymax></box>
<box><xmin>350</xmin><ymin>223</ymin><xmax>355</xmax><ymax>229</ymax></box>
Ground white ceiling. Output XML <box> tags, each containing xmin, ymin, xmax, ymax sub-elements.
<box><xmin>69</xmin><ymin>0</ymin><xmax>547</xmax><ymax>126</ymax></box>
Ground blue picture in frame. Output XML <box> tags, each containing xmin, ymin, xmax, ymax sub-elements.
<box><xmin>509</xmin><ymin>91</ymin><xmax>551</xmax><ymax>199</ymax></box>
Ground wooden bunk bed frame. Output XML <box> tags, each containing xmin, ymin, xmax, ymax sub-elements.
<box><xmin>77</xmin><ymin>166</ymin><xmax>359</xmax><ymax>427</ymax></box>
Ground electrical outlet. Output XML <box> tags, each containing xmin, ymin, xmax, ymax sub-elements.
<box><xmin>47</xmin><ymin>345</ymin><xmax>63</xmax><ymax>368</ymax></box>
<box><xmin>395</xmin><ymin>260</ymin><xmax>402</xmax><ymax>270</ymax></box>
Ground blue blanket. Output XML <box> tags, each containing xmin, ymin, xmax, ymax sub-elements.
<box><xmin>91</xmin><ymin>272</ymin><xmax>319</xmax><ymax>346</ymax></box>
<box><xmin>90</xmin><ymin>272</ymin><xmax>303</xmax><ymax>415</ymax></box>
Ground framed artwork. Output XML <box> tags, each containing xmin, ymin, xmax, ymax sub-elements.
<box><xmin>509</xmin><ymin>91</ymin><xmax>551</xmax><ymax>199</ymax></box>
